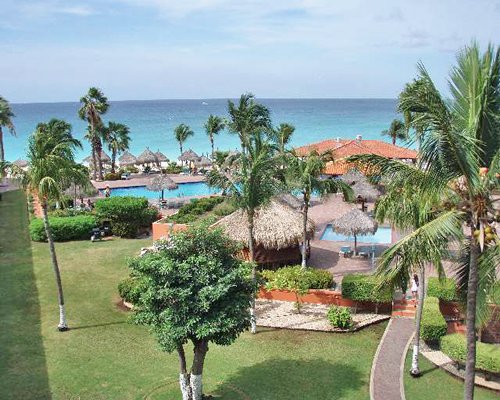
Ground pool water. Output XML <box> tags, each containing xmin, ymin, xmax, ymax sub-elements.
<box><xmin>320</xmin><ymin>224</ymin><xmax>392</xmax><ymax>244</ymax></box>
<box><xmin>102</xmin><ymin>182</ymin><xmax>219</xmax><ymax>199</ymax></box>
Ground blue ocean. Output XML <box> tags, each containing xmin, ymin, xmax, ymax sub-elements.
<box><xmin>5</xmin><ymin>99</ymin><xmax>399</xmax><ymax>162</ymax></box>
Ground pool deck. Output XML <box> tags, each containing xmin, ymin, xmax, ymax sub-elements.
<box><xmin>91</xmin><ymin>174</ymin><xmax>206</xmax><ymax>190</ymax></box>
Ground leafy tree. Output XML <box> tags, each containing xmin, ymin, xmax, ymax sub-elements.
<box><xmin>0</xmin><ymin>96</ymin><xmax>16</xmax><ymax>162</ymax></box>
<box><xmin>78</xmin><ymin>87</ymin><xmax>109</xmax><ymax>180</ymax></box>
<box><xmin>287</xmin><ymin>150</ymin><xmax>353</xmax><ymax>267</ymax></box>
<box><xmin>129</xmin><ymin>227</ymin><xmax>254</xmax><ymax>400</ymax></box>
<box><xmin>350</xmin><ymin>43</ymin><xmax>500</xmax><ymax>398</ymax></box>
<box><xmin>104</xmin><ymin>121</ymin><xmax>130</xmax><ymax>173</ymax></box>
<box><xmin>174</xmin><ymin>123</ymin><xmax>194</xmax><ymax>157</ymax></box>
<box><xmin>21</xmin><ymin>119</ymin><xmax>86</xmax><ymax>331</ymax></box>
<box><xmin>381</xmin><ymin>119</ymin><xmax>407</xmax><ymax>145</ymax></box>
<box><xmin>270</xmin><ymin>123</ymin><xmax>295</xmax><ymax>154</ymax></box>
<box><xmin>204</xmin><ymin>115</ymin><xmax>225</xmax><ymax>159</ymax></box>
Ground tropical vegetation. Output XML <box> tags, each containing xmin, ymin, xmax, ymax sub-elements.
<box><xmin>381</xmin><ymin>118</ymin><xmax>407</xmax><ymax>145</ymax></box>
<box><xmin>105</xmin><ymin>121</ymin><xmax>131</xmax><ymax>173</ymax></box>
<box><xmin>174</xmin><ymin>123</ymin><xmax>194</xmax><ymax>155</ymax></box>
<box><xmin>204</xmin><ymin>114</ymin><xmax>225</xmax><ymax>159</ymax></box>
<box><xmin>0</xmin><ymin>96</ymin><xmax>15</xmax><ymax>162</ymax></box>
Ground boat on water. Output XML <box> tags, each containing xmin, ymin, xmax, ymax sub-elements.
<box><xmin>201</xmin><ymin>101</ymin><xmax>208</xmax><ymax>105</ymax></box>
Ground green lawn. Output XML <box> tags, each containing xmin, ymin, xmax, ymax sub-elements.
<box><xmin>403</xmin><ymin>350</ymin><xmax>498</xmax><ymax>400</ymax></box>
<box><xmin>1</xmin><ymin>190</ymin><xmax>386</xmax><ymax>400</ymax></box>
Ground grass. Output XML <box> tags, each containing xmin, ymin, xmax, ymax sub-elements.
<box><xmin>1</xmin><ymin>190</ymin><xmax>385</xmax><ymax>399</ymax></box>
<box><xmin>403</xmin><ymin>350</ymin><xmax>498</xmax><ymax>400</ymax></box>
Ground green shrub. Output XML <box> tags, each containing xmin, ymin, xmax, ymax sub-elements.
<box><xmin>327</xmin><ymin>306</ymin><xmax>353</xmax><ymax>329</ymax></box>
<box><xmin>341</xmin><ymin>274</ymin><xmax>393</xmax><ymax>303</ymax></box>
<box><xmin>427</xmin><ymin>277</ymin><xmax>459</xmax><ymax>301</ymax></box>
<box><xmin>29</xmin><ymin>215</ymin><xmax>97</xmax><ymax>242</ymax></box>
<box><xmin>166</xmin><ymin>197</ymin><xmax>224</xmax><ymax>224</ymax></box>
<box><xmin>124</xmin><ymin>165</ymin><xmax>139</xmax><ymax>173</ymax></box>
<box><xmin>94</xmin><ymin>196</ymin><xmax>160</xmax><ymax>238</ymax></box>
<box><xmin>260</xmin><ymin>266</ymin><xmax>334</xmax><ymax>291</ymax></box>
<box><xmin>441</xmin><ymin>334</ymin><xmax>500</xmax><ymax>374</ymax></box>
<box><xmin>48</xmin><ymin>195</ymin><xmax>74</xmax><ymax>210</ymax></box>
<box><xmin>420</xmin><ymin>297</ymin><xmax>448</xmax><ymax>343</ymax></box>
<box><xmin>213</xmin><ymin>199</ymin><xmax>238</xmax><ymax>217</ymax></box>
<box><xmin>163</xmin><ymin>162</ymin><xmax>182</xmax><ymax>174</ymax></box>
<box><xmin>104</xmin><ymin>172</ymin><xmax>122</xmax><ymax>181</ymax></box>
<box><xmin>49</xmin><ymin>208</ymin><xmax>92</xmax><ymax>217</ymax></box>
<box><xmin>118</xmin><ymin>277</ymin><xmax>146</xmax><ymax>304</ymax></box>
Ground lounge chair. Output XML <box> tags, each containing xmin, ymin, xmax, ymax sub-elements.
<box><xmin>121</xmin><ymin>172</ymin><xmax>131</xmax><ymax>180</ymax></box>
<box><xmin>339</xmin><ymin>246</ymin><xmax>353</xmax><ymax>258</ymax></box>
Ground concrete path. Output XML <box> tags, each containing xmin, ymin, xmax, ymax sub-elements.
<box><xmin>370</xmin><ymin>318</ymin><xmax>415</xmax><ymax>400</ymax></box>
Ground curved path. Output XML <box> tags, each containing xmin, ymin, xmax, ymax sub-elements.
<box><xmin>370</xmin><ymin>318</ymin><xmax>414</xmax><ymax>400</ymax></box>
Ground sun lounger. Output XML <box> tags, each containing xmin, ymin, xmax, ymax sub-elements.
<box><xmin>339</xmin><ymin>246</ymin><xmax>353</xmax><ymax>258</ymax></box>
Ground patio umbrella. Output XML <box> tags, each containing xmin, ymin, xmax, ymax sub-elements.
<box><xmin>331</xmin><ymin>208</ymin><xmax>378</xmax><ymax>254</ymax></box>
<box><xmin>137</xmin><ymin>148</ymin><xmax>158</xmax><ymax>165</ymax></box>
<box><xmin>118</xmin><ymin>151</ymin><xmax>138</xmax><ymax>166</ymax></box>
<box><xmin>146</xmin><ymin>174</ymin><xmax>178</xmax><ymax>200</ymax></box>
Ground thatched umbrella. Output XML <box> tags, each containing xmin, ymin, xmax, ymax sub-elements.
<box><xmin>146</xmin><ymin>174</ymin><xmax>178</xmax><ymax>200</ymax></box>
<box><xmin>212</xmin><ymin>199</ymin><xmax>314</xmax><ymax>250</ymax></box>
<box><xmin>137</xmin><ymin>148</ymin><xmax>158</xmax><ymax>165</ymax></box>
<box><xmin>64</xmin><ymin>183</ymin><xmax>99</xmax><ymax>206</ymax></box>
<box><xmin>351</xmin><ymin>180</ymin><xmax>381</xmax><ymax>202</ymax></box>
<box><xmin>12</xmin><ymin>159</ymin><xmax>28</xmax><ymax>168</ymax></box>
<box><xmin>331</xmin><ymin>208</ymin><xmax>377</xmax><ymax>254</ymax></box>
<box><xmin>194</xmin><ymin>155</ymin><xmax>212</xmax><ymax>168</ymax></box>
<box><xmin>155</xmin><ymin>150</ymin><xmax>169</xmax><ymax>165</ymax></box>
<box><xmin>118</xmin><ymin>151</ymin><xmax>137</xmax><ymax>166</ymax></box>
<box><xmin>178</xmin><ymin>149</ymin><xmax>199</xmax><ymax>163</ymax></box>
<box><xmin>340</xmin><ymin>169</ymin><xmax>365</xmax><ymax>185</ymax></box>
<box><xmin>83</xmin><ymin>151</ymin><xmax>112</xmax><ymax>164</ymax></box>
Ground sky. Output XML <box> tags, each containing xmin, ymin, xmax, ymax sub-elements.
<box><xmin>1</xmin><ymin>0</ymin><xmax>499</xmax><ymax>103</ymax></box>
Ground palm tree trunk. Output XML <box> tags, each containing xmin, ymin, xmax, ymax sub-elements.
<box><xmin>91</xmin><ymin>145</ymin><xmax>97</xmax><ymax>180</ymax></box>
<box><xmin>410</xmin><ymin>265</ymin><xmax>425</xmax><ymax>376</ymax></box>
<box><xmin>248</xmin><ymin>210</ymin><xmax>257</xmax><ymax>334</ymax></box>
<box><xmin>41</xmin><ymin>201</ymin><xmax>68</xmax><ymax>331</ymax></box>
<box><xmin>96</xmin><ymin>139</ymin><xmax>104</xmax><ymax>181</ymax></box>
<box><xmin>392</xmin><ymin>136</ymin><xmax>396</xmax><ymax>145</ymax></box>
<box><xmin>210</xmin><ymin>136</ymin><xmax>214</xmax><ymax>160</ymax></box>
<box><xmin>464</xmin><ymin>233</ymin><xmax>480</xmax><ymax>400</ymax></box>
<box><xmin>180</xmin><ymin>143</ymin><xmax>183</xmax><ymax>156</ymax></box>
<box><xmin>354</xmin><ymin>233</ymin><xmax>358</xmax><ymax>255</ymax></box>
<box><xmin>301</xmin><ymin>195</ymin><xmax>309</xmax><ymax>268</ymax></box>
<box><xmin>0</xmin><ymin>126</ymin><xmax>4</xmax><ymax>162</ymax></box>
<box><xmin>111</xmin><ymin>150</ymin><xmax>116</xmax><ymax>174</ymax></box>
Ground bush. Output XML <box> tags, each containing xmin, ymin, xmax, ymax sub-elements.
<box><xmin>427</xmin><ymin>277</ymin><xmax>460</xmax><ymax>301</ymax></box>
<box><xmin>441</xmin><ymin>334</ymin><xmax>500</xmax><ymax>374</ymax></box>
<box><xmin>104</xmin><ymin>172</ymin><xmax>122</xmax><ymax>181</ymax></box>
<box><xmin>48</xmin><ymin>195</ymin><xmax>74</xmax><ymax>210</ymax></box>
<box><xmin>94</xmin><ymin>196</ymin><xmax>160</xmax><ymax>238</ymax></box>
<box><xmin>29</xmin><ymin>215</ymin><xmax>97</xmax><ymax>242</ymax></box>
<box><xmin>49</xmin><ymin>208</ymin><xmax>92</xmax><ymax>217</ymax></box>
<box><xmin>260</xmin><ymin>265</ymin><xmax>334</xmax><ymax>291</ymax></box>
<box><xmin>420</xmin><ymin>297</ymin><xmax>448</xmax><ymax>343</ymax></box>
<box><xmin>124</xmin><ymin>165</ymin><xmax>139</xmax><ymax>173</ymax></box>
<box><xmin>118</xmin><ymin>277</ymin><xmax>146</xmax><ymax>305</ymax></box>
<box><xmin>341</xmin><ymin>274</ymin><xmax>393</xmax><ymax>303</ymax></box>
<box><xmin>166</xmin><ymin>197</ymin><xmax>224</xmax><ymax>224</ymax></box>
<box><xmin>213</xmin><ymin>200</ymin><xmax>238</xmax><ymax>217</ymax></box>
<box><xmin>163</xmin><ymin>162</ymin><xmax>182</xmax><ymax>174</ymax></box>
<box><xmin>327</xmin><ymin>306</ymin><xmax>353</xmax><ymax>329</ymax></box>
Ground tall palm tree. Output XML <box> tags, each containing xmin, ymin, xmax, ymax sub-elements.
<box><xmin>78</xmin><ymin>87</ymin><xmax>109</xmax><ymax>180</ymax></box>
<box><xmin>350</xmin><ymin>43</ymin><xmax>500</xmax><ymax>399</ymax></box>
<box><xmin>270</xmin><ymin>123</ymin><xmax>295</xmax><ymax>154</ymax></box>
<box><xmin>0</xmin><ymin>96</ymin><xmax>16</xmax><ymax>162</ymax></box>
<box><xmin>21</xmin><ymin>119</ymin><xmax>86</xmax><ymax>331</ymax></box>
<box><xmin>287</xmin><ymin>150</ymin><xmax>353</xmax><ymax>267</ymax></box>
<box><xmin>104</xmin><ymin>122</ymin><xmax>130</xmax><ymax>173</ymax></box>
<box><xmin>204</xmin><ymin>115</ymin><xmax>225</xmax><ymax>159</ymax></box>
<box><xmin>227</xmin><ymin>93</ymin><xmax>271</xmax><ymax>153</ymax></box>
<box><xmin>174</xmin><ymin>123</ymin><xmax>194</xmax><ymax>156</ymax></box>
<box><xmin>381</xmin><ymin>119</ymin><xmax>407</xmax><ymax>145</ymax></box>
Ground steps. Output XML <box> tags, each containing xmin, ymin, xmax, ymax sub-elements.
<box><xmin>392</xmin><ymin>298</ymin><xmax>417</xmax><ymax>318</ymax></box>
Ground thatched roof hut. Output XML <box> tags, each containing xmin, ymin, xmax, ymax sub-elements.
<box><xmin>155</xmin><ymin>150</ymin><xmax>169</xmax><ymax>163</ymax></box>
<box><xmin>331</xmin><ymin>208</ymin><xmax>377</xmax><ymax>254</ymax></box>
<box><xmin>118</xmin><ymin>151</ymin><xmax>137</xmax><ymax>166</ymax></box>
<box><xmin>146</xmin><ymin>174</ymin><xmax>178</xmax><ymax>199</ymax></box>
<box><xmin>194</xmin><ymin>155</ymin><xmax>212</xmax><ymax>168</ymax></box>
<box><xmin>12</xmin><ymin>159</ymin><xmax>28</xmax><ymax>168</ymax></box>
<box><xmin>178</xmin><ymin>149</ymin><xmax>199</xmax><ymax>162</ymax></box>
<box><xmin>83</xmin><ymin>151</ymin><xmax>111</xmax><ymax>164</ymax></box>
<box><xmin>212</xmin><ymin>198</ymin><xmax>314</xmax><ymax>267</ymax></box>
<box><xmin>137</xmin><ymin>148</ymin><xmax>158</xmax><ymax>165</ymax></box>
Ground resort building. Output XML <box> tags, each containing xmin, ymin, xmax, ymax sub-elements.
<box><xmin>295</xmin><ymin>135</ymin><xmax>418</xmax><ymax>176</ymax></box>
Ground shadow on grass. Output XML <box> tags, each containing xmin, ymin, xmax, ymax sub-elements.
<box><xmin>70</xmin><ymin>321</ymin><xmax>126</xmax><ymax>330</ymax></box>
<box><xmin>0</xmin><ymin>191</ymin><xmax>52</xmax><ymax>399</ymax></box>
<box><xmin>211</xmin><ymin>358</ymin><xmax>365</xmax><ymax>399</ymax></box>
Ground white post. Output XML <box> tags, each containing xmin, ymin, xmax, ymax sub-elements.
<box><xmin>58</xmin><ymin>304</ymin><xmax>69</xmax><ymax>331</ymax></box>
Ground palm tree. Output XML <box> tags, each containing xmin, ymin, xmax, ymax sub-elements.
<box><xmin>287</xmin><ymin>150</ymin><xmax>353</xmax><ymax>267</ymax></box>
<box><xmin>349</xmin><ymin>43</ymin><xmax>500</xmax><ymax>399</ymax></box>
<box><xmin>104</xmin><ymin>122</ymin><xmax>130</xmax><ymax>173</ymax></box>
<box><xmin>204</xmin><ymin>115</ymin><xmax>225</xmax><ymax>159</ymax></box>
<box><xmin>21</xmin><ymin>119</ymin><xmax>86</xmax><ymax>331</ymax></box>
<box><xmin>174</xmin><ymin>124</ymin><xmax>194</xmax><ymax>156</ymax></box>
<box><xmin>270</xmin><ymin>123</ymin><xmax>295</xmax><ymax>154</ymax></box>
<box><xmin>0</xmin><ymin>96</ymin><xmax>16</xmax><ymax>162</ymax></box>
<box><xmin>227</xmin><ymin>93</ymin><xmax>271</xmax><ymax>153</ymax></box>
<box><xmin>78</xmin><ymin>87</ymin><xmax>109</xmax><ymax>180</ymax></box>
<box><xmin>381</xmin><ymin>119</ymin><xmax>407</xmax><ymax>145</ymax></box>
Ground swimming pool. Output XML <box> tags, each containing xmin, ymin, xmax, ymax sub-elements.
<box><xmin>320</xmin><ymin>224</ymin><xmax>392</xmax><ymax>244</ymax></box>
<box><xmin>102</xmin><ymin>182</ymin><xmax>219</xmax><ymax>199</ymax></box>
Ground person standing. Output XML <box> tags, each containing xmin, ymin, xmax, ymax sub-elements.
<box><xmin>411</xmin><ymin>274</ymin><xmax>419</xmax><ymax>306</ymax></box>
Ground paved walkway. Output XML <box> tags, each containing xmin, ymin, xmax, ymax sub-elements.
<box><xmin>370</xmin><ymin>318</ymin><xmax>415</xmax><ymax>400</ymax></box>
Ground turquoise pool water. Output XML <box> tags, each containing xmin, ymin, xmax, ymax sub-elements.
<box><xmin>320</xmin><ymin>224</ymin><xmax>392</xmax><ymax>244</ymax></box>
<box><xmin>103</xmin><ymin>182</ymin><xmax>219</xmax><ymax>199</ymax></box>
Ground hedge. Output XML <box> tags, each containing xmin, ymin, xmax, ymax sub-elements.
<box><xmin>260</xmin><ymin>265</ymin><xmax>334</xmax><ymax>292</ymax></box>
<box><xmin>427</xmin><ymin>277</ymin><xmax>460</xmax><ymax>301</ymax></box>
<box><xmin>341</xmin><ymin>274</ymin><xmax>392</xmax><ymax>303</ymax></box>
<box><xmin>94</xmin><ymin>196</ymin><xmax>160</xmax><ymax>238</ymax></box>
<box><xmin>30</xmin><ymin>215</ymin><xmax>97</xmax><ymax>242</ymax></box>
<box><xmin>441</xmin><ymin>334</ymin><xmax>500</xmax><ymax>374</ymax></box>
<box><xmin>420</xmin><ymin>296</ymin><xmax>448</xmax><ymax>343</ymax></box>
<box><xmin>166</xmin><ymin>197</ymin><xmax>225</xmax><ymax>224</ymax></box>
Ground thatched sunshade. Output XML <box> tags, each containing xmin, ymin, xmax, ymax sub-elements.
<box><xmin>340</xmin><ymin>169</ymin><xmax>366</xmax><ymax>185</ymax></box>
<box><xmin>331</xmin><ymin>208</ymin><xmax>378</xmax><ymax>254</ymax></box>
<box><xmin>212</xmin><ymin>199</ymin><xmax>314</xmax><ymax>250</ymax></box>
<box><xmin>351</xmin><ymin>181</ymin><xmax>381</xmax><ymax>202</ymax></box>
<box><xmin>155</xmin><ymin>150</ymin><xmax>169</xmax><ymax>163</ymax></box>
<box><xmin>83</xmin><ymin>151</ymin><xmax>112</xmax><ymax>164</ymax></box>
<box><xmin>146</xmin><ymin>174</ymin><xmax>178</xmax><ymax>200</ymax></box>
<box><xmin>118</xmin><ymin>151</ymin><xmax>137</xmax><ymax>166</ymax></box>
<box><xmin>194</xmin><ymin>155</ymin><xmax>212</xmax><ymax>168</ymax></box>
<box><xmin>12</xmin><ymin>159</ymin><xmax>28</xmax><ymax>168</ymax></box>
<box><xmin>178</xmin><ymin>149</ymin><xmax>199</xmax><ymax>162</ymax></box>
<box><xmin>137</xmin><ymin>148</ymin><xmax>158</xmax><ymax>165</ymax></box>
<box><xmin>64</xmin><ymin>183</ymin><xmax>99</xmax><ymax>205</ymax></box>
